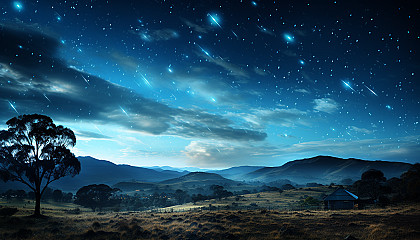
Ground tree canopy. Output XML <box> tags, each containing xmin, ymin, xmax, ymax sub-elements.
<box><xmin>210</xmin><ymin>185</ymin><xmax>233</xmax><ymax>200</ymax></box>
<box><xmin>0</xmin><ymin>114</ymin><xmax>80</xmax><ymax>216</ymax></box>
<box><xmin>75</xmin><ymin>184</ymin><xmax>120</xmax><ymax>211</ymax></box>
<box><xmin>361</xmin><ymin>169</ymin><xmax>386</xmax><ymax>182</ymax></box>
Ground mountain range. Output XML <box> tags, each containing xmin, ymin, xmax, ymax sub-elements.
<box><xmin>0</xmin><ymin>156</ymin><xmax>186</xmax><ymax>192</ymax></box>
<box><xmin>115</xmin><ymin>172</ymin><xmax>239</xmax><ymax>193</ymax></box>
<box><xmin>245</xmin><ymin>156</ymin><xmax>412</xmax><ymax>184</ymax></box>
<box><xmin>207</xmin><ymin>166</ymin><xmax>264</xmax><ymax>180</ymax></box>
<box><xmin>160</xmin><ymin>172</ymin><xmax>236</xmax><ymax>187</ymax></box>
<box><xmin>0</xmin><ymin>155</ymin><xmax>414</xmax><ymax>193</ymax></box>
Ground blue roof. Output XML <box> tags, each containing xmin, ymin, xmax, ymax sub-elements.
<box><xmin>324</xmin><ymin>188</ymin><xmax>358</xmax><ymax>201</ymax></box>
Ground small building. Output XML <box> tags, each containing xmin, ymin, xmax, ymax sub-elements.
<box><xmin>324</xmin><ymin>188</ymin><xmax>358</xmax><ymax>210</ymax></box>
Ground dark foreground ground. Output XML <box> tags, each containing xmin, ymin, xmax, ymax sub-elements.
<box><xmin>0</xmin><ymin>204</ymin><xmax>419</xmax><ymax>240</ymax></box>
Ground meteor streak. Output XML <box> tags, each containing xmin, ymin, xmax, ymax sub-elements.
<box><xmin>364</xmin><ymin>85</ymin><xmax>378</xmax><ymax>96</ymax></box>
<box><xmin>342</xmin><ymin>80</ymin><xmax>356</xmax><ymax>93</ymax></box>
<box><xmin>141</xmin><ymin>74</ymin><xmax>152</xmax><ymax>87</ymax></box>
<box><xmin>231</xmin><ymin>30</ymin><xmax>238</xmax><ymax>38</ymax></box>
<box><xmin>119</xmin><ymin>106</ymin><xmax>129</xmax><ymax>116</ymax></box>
<box><xmin>8</xmin><ymin>100</ymin><xmax>19</xmax><ymax>114</ymax></box>
<box><xmin>81</xmin><ymin>75</ymin><xmax>90</xmax><ymax>85</ymax></box>
<box><xmin>208</xmin><ymin>13</ymin><xmax>222</xmax><ymax>29</ymax></box>
<box><xmin>43</xmin><ymin>93</ymin><xmax>52</xmax><ymax>102</ymax></box>
<box><xmin>94</xmin><ymin>125</ymin><xmax>103</xmax><ymax>134</ymax></box>
<box><xmin>197</xmin><ymin>45</ymin><xmax>211</xmax><ymax>58</ymax></box>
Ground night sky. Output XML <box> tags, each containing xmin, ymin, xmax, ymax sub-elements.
<box><xmin>0</xmin><ymin>0</ymin><xmax>419</xmax><ymax>168</ymax></box>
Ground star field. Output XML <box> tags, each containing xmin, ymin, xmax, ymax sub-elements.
<box><xmin>0</xmin><ymin>0</ymin><xmax>419</xmax><ymax>168</ymax></box>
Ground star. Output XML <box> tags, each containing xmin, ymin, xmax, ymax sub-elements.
<box><xmin>284</xmin><ymin>33</ymin><xmax>294</xmax><ymax>43</ymax></box>
<box><xmin>13</xmin><ymin>1</ymin><xmax>23</xmax><ymax>11</ymax></box>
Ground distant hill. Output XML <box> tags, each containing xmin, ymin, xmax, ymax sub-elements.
<box><xmin>245</xmin><ymin>156</ymin><xmax>412</xmax><ymax>184</ymax></box>
<box><xmin>159</xmin><ymin>172</ymin><xmax>237</xmax><ymax>189</ymax></box>
<box><xmin>113</xmin><ymin>182</ymin><xmax>158</xmax><ymax>192</ymax></box>
<box><xmin>113</xmin><ymin>172</ymin><xmax>242</xmax><ymax>194</ymax></box>
<box><xmin>147</xmin><ymin>166</ymin><xmax>203</xmax><ymax>173</ymax></box>
<box><xmin>208</xmin><ymin>166</ymin><xmax>264</xmax><ymax>180</ymax></box>
<box><xmin>0</xmin><ymin>155</ymin><xmax>413</xmax><ymax>193</ymax></box>
<box><xmin>0</xmin><ymin>156</ymin><xmax>187</xmax><ymax>193</ymax></box>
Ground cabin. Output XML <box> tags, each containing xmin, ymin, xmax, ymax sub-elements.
<box><xmin>324</xmin><ymin>188</ymin><xmax>358</xmax><ymax>210</ymax></box>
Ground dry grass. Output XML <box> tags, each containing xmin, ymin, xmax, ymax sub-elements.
<box><xmin>0</xmin><ymin>199</ymin><xmax>91</xmax><ymax>216</ymax></box>
<box><xmin>160</xmin><ymin>186</ymin><xmax>330</xmax><ymax>212</ymax></box>
<box><xmin>0</xmin><ymin>202</ymin><xmax>419</xmax><ymax>239</ymax></box>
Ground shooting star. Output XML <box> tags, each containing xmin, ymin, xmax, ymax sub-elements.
<box><xmin>197</xmin><ymin>45</ymin><xmax>212</xmax><ymax>58</ymax></box>
<box><xmin>42</xmin><ymin>93</ymin><xmax>52</xmax><ymax>102</ymax></box>
<box><xmin>141</xmin><ymin>74</ymin><xmax>152</xmax><ymax>87</ymax></box>
<box><xmin>81</xmin><ymin>75</ymin><xmax>90</xmax><ymax>85</ymax></box>
<box><xmin>342</xmin><ymin>80</ymin><xmax>356</xmax><ymax>93</ymax></box>
<box><xmin>133</xmin><ymin>78</ymin><xmax>142</xmax><ymax>88</ymax></box>
<box><xmin>8</xmin><ymin>100</ymin><xmax>19</xmax><ymax>114</ymax></box>
<box><xmin>364</xmin><ymin>85</ymin><xmax>378</xmax><ymax>96</ymax></box>
<box><xmin>94</xmin><ymin>125</ymin><xmax>103</xmax><ymax>134</ymax></box>
<box><xmin>208</xmin><ymin>13</ymin><xmax>222</xmax><ymax>29</ymax></box>
<box><xmin>119</xmin><ymin>106</ymin><xmax>129</xmax><ymax>117</ymax></box>
<box><xmin>231</xmin><ymin>30</ymin><xmax>238</xmax><ymax>38</ymax></box>
<box><xmin>54</xmin><ymin>11</ymin><xmax>62</xmax><ymax>21</ymax></box>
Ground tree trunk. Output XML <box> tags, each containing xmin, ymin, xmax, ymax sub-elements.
<box><xmin>34</xmin><ymin>191</ymin><xmax>42</xmax><ymax>216</ymax></box>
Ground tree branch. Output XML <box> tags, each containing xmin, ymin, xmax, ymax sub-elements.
<box><xmin>11</xmin><ymin>173</ymin><xmax>36</xmax><ymax>192</ymax></box>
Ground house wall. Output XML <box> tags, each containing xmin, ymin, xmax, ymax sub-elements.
<box><xmin>326</xmin><ymin>200</ymin><xmax>354</xmax><ymax>210</ymax></box>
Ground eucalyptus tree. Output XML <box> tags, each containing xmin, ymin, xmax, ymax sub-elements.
<box><xmin>0</xmin><ymin>114</ymin><xmax>80</xmax><ymax>216</ymax></box>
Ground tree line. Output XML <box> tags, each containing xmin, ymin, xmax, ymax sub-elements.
<box><xmin>1</xmin><ymin>188</ymin><xmax>73</xmax><ymax>203</ymax></box>
<box><xmin>350</xmin><ymin>165</ymin><xmax>420</xmax><ymax>206</ymax></box>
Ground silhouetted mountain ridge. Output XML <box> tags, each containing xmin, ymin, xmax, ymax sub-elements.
<box><xmin>160</xmin><ymin>172</ymin><xmax>235</xmax><ymax>185</ymax></box>
<box><xmin>0</xmin><ymin>155</ymin><xmax>413</xmax><ymax>193</ymax></box>
<box><xmin>0</xmin><ymin>156</ymin><xmax>187</xmax><ymax>192</ymax></box>
<box><xmin>208</xmin><ymin>166</ymin><xmax>264</xmax><ymax>180</ymax></box>
<box><xmin>245</xmin><ymin>155</ymin><xmax>412</xmax><ymax>184</ymax></box>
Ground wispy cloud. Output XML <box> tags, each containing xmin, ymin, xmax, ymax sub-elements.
<box><xmin>348</xmin><ymin>126</ymin><xmax>373</xmax><ymax>135</ymax></box>
<box><xmin>75</xmin><ymin>130</ymin><xmax>112</xmax><ymax>140</ymax></box>
<box><xmin>313</xmin><ymin>98</ymin><xmax>339</xmax><ymax>114</ymax></box>
<box><xmin>282</xmin><ymin>136</ymin><xmax>420</xmax><ymax>163</ymax></box>
<box><xmin>109</xmin><ymin>51</ymin><xmax>139</xmax><ymax>72</ymax></box>
<box><xmin>0</xmin><ymin>24</ymin><xmax>265</xmax><ymax>142</ymax></box>
<box><xmin>183</xmin><ymin>19</ymin><xmax>209</xmax><ymax>33</ymax></box>
<box><xmin>183</xmin><ymin>141</ymin><xmax>277</xmax><ymax>167</ymax></box>
<box><xmin>197</xmin><ymin>51</ymin><xmax>249</xmax><ymax>79</ymax></box>
<box><xmin>184</xmin><ymin>136</ymin><xmax>420</xmax><ymax>167</ymax></box>
<box><xmin>295</xmin><ymin>88</ymin><xmax>310</xmax><ymax>94</ymax></box>
<box><xmin>254</xmin><ymin>67</ymin><xmax>268</xmax><ymax>76</ymax></box>
<box><xmin>227</xmin><ymin>107</ymin><xmax>308</xmax><ymax>129</ymax></box>
<box><xmin>137</xmin><ymin>28</ymin><xmax>179</xmax><ymax>42</ymax></box>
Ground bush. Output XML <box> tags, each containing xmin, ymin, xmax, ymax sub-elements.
<box><xmin>281</xmin><ymin>184</ymin><xmax>295</xmax><ymax>190</ymax></box>
<box><xmin>66</xmin><ymin>208</ymin><xmax>81</xmax><ymax>214</ymax></box>
<box><xmin>299</xmin><ymin>197</ymin><xmax>321</xmax><ymax>207</ymax></box>
<box><xmin>0</xmin><ymin>207</ymin><xmax>18</xmax><ymax>216</ymax></box>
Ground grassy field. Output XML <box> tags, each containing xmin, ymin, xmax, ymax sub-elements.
<box><xmin>0</xmin><ymin>187</ymin><xmax>419</xmax><ymax>240</ymax></box>
<box><xmin>0</xmin><ymin>203</ymin><xmax>419</xmax><ymax>239</ymax></box>
<box><xmin>158</xmin><ymin>186</ymin><xmax>331</xmax><ymax>212</ymax></box>
<box><xmin>0</xmin><ymin>199</ymin><xmax>91</xmax><ymax>215</ymax></box>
